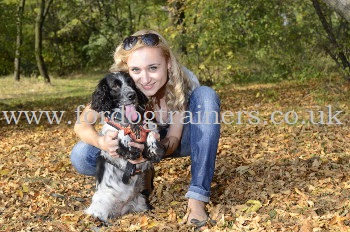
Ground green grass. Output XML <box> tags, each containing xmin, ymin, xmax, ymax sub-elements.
<box><xmin>0</xmin><ymin>73</ymin><xmax>103</xmax><ymax>110</ymax></box>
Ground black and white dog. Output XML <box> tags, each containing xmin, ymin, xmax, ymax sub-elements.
<box><xmin>85</xmin><ymin>72</ymin><xmax>165</xmax><ymax>222</ymax></box>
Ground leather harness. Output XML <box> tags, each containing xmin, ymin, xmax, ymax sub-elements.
<box><xmin>105</xmin><ymin>117</ymin><xmax>151</xmax><ymax>143</ymax></box>
<box><xmin>104</xmin><ymin>112</ymin><xmax>151</xmax><ymax>184</ymax></box>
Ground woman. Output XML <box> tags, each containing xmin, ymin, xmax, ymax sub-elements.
<box><xmin>71</xmin><ymin>29</ymin><xmax>220</xmax><ymax>227</ymax></box>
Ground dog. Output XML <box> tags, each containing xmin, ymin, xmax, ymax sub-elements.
<box><xmin>84</xmin><ymin>72</ymin><xmax>165</xmax><ymax>222</ymax></box>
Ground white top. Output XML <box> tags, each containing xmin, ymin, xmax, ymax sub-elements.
<box><xmin>183</xmin><ymin>66</ymin><xmax>200</xmax><ymax>91</ymax></box>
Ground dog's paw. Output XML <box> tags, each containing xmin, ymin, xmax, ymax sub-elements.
<box><xmin>143</xmin><ymin>132</ymin><xmax>166</xmax><ymax>163</ymax></box>
<box><xmin>129</xmin><ymin>146</ymin><xmax>141</xmax><ymax>160</ymax></box>
<box><xmin>85</xmin><ymin>206</ymin><xmax>109</xmax><ymax>223</ymax></box>
<box><xmin>118</xmin><ymin>131</ymin><xmax>141</xmax><ymax>160</ymax></box>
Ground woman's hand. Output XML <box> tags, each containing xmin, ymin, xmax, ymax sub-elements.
<box><xmin>99</xmin><ymin>130</ymin><xmax>120</xmax><ymax>157</ymax></box>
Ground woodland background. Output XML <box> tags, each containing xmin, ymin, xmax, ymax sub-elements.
<box><xmin>1</xmin><ymin>0</ymin><xmax>350</xmax><ymax>231</ymax></box>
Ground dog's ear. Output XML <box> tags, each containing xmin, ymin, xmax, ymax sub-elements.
<box><xmin>91</xmin><ymin>75</ymin><xmax>114</xmax><ymax>112</ymax></box>
<box><xmin>136</xmin><ymin>87</ymin><xmax>148</xmax><ymax>106</ymax></box>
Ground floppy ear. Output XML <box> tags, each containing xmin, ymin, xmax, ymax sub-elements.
<box><xmin>91</xmin><ymin>77</ymin><xmax>113</xmax><ymax>112</ymax></box>
<box><xmin>136</xmin><ymin>87</ymin><xmax>148</xmax><ymax>106</ymax></box>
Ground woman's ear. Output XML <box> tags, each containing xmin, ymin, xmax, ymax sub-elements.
<box><xmin>167</xmin><ymin>61</ymin><xmax>172</xmax><ymax>70</ymax></box>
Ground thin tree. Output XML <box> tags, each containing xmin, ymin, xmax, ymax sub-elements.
<box><xmin>312</xmin><ymin>0</ymin><xmax>350</xmax><ymax>79</ymax></box>
<box><xmin>14</xmin><ymin>0</ymin><xmax>26</xmax><ymax>81</ymax></box>
<box><xmin>35</xmin><ymin>0</ymin><xmax>53</xmax><ymax>83</ymax></box>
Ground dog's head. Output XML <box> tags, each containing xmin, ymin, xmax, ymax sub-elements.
<box><xmin>91</xmin><ymin>72</ymin><xmax>148</xmax><ymax>122</ymax></box>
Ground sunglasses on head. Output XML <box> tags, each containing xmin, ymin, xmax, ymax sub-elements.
<box><xmin>122</xmin><ymin>33</ymin><xmax>160</xmax><ymax>51</ymax></box>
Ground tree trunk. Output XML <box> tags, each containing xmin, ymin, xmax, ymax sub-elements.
<box><xmin>35</xmin><ymin>0</ymin><xmax>53</xmax><ymax>84</ymax></box>
<box><xmin>14</xmin><ymin>0</ymin><xmax>26</xmax><ymax>81</ymax></box>
<box><xmin>312</xmin><ymin>0</ymin><xmax>350</xmax><ymax>79</ymax></box>
<box><xmin>321</xmin><ymin>0</ymin><xmax>350</xmax><ymax>22</ymax></box>
<box><xmin>171</xmin><ymin>1</ymin><xmax>187</xmax><ymax>54</ymax></box>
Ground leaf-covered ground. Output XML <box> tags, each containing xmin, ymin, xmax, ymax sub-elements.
<box><xmin>1</xmin><ymin>77</ymin><xmax>350</xmax><ymax>231</ymax></box>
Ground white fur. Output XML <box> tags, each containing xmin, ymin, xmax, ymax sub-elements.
<box><xmin>85</xmin><ymin>123</ymin><xmax>160</xmax><ymax>222</ymax></box>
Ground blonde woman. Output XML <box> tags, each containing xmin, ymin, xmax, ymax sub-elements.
<box><xmin>71</xmin><ymin>29</ymin><xmax>220</xmax><ymax>228</ymax></box>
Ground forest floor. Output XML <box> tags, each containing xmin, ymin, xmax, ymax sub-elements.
<box><xmin>1</xmin><ymin>75</ymin><xmax>350</xmax><ymax>231</ymax></box>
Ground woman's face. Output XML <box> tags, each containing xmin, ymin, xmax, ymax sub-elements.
<box><xmin>126</xmin><ymin>46</ymin><xmax>169</xmax><ymax>97</ymax></box>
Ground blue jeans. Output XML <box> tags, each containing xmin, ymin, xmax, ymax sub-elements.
<box><xmin>70</xmin><ymin>86</ymin><xmax>220</xmax><ymax>202</ymax></box>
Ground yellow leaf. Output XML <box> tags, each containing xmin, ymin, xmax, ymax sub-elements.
<box><xmin>244</xmin><ymin>200</ymin><xmax>262</xmax><ymax>213</ymax></box>
<box><xmin>22</xmin><ymin>184</ymin><xmax>29</xmax><ymax>193</ymax></box>
<box><xmin>170</xmin><ymin>201</ymin><xmax>181</xmax><ymax>206</ymax></box>
<box><xmin>17</xmin><ymin>190</ymin><xmax>23</xmax><ymax>198</ymax></box>
<box><xmin>147</xmin><ymin>221</ymin><xmax>158</xmax><ymax>229</ymax></box>
<box><xmin>0</xmin><ymin>169</ymin><xmax>10</xmax><ymax>176</ymax></box>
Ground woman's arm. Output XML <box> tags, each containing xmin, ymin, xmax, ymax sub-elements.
<box><xmin>161</xmin><ymin>111</ymin><xmax>184</xmax><ymax>156</ymax></box>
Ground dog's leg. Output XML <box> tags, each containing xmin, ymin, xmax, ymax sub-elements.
<box><xmin>96</xmin><ymin>155</ymin><xmax>106</xmax><ymax>185</ymax></box>
<box><xmin>117</xmin><ymin>130</ymin><xmax>141</xmax><ymax>160</ymax></box>
<box><xmin>141</xmin><ymin>166</ymin><xmax>154</xmax><ymax>198</ymax></box>
<box><xmin>141</xmin><ymin>166</ymin><xmax>155</xmax><ymax>210</ymax></box>
<box><xmin>121</xmin><ymin>193</ymin><xmax>150</xmax><ymax>215</ymax></box>
<box><xmin>85</xmin><ymin>190</ymin><xmax>121</xmax><ymax>222</ymax></box>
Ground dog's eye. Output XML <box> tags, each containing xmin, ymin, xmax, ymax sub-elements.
<box><xmin>126</xmin><ymin>78</ymin><xmax>134</xmax><ymax>85</ymax></box>
<box><xmin>112</xmin><ymin>79</ymin><xmax>122</xmax><ymax>89</ymax></box>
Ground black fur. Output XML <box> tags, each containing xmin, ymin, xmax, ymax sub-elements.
<box><xmin>91</xmin><ymin>71</ymin><xmax>165</xmax><ymax>162</ymax></box>
<box><xmin>96</xmin><ymin>156</ymin><xmax>106</xmax><ymax>185</ymax></box>
<box><xmin>85</xmin><ymin>72</ymin><xmax>166</xmax><ymax>221</ymax></box>
<box><xmin>91</xmin><ymin>72</ymin><xmax>147</xmax><ymax>113</ymax></box>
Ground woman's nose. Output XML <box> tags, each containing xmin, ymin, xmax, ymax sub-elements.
<box><xmin>140</xmin><ymin>71</ymin><xmax>151</xmax><ymax>84</ymax></box>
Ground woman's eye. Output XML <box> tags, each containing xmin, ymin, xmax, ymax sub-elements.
<box><xmin>130</xmin><ymin>68</ymin><xmax>140</xmax><ymax>73</ymax></box>
<box><xmin>149</xmin><ymin>66</ymin><xmax>158</xmax><ymax>71</ymax></box>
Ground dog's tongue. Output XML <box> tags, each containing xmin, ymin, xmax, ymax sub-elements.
<box><xmin>125</xmin><ymin>104</ymin><xmax>138</xmax><ymax>122</ymax></box>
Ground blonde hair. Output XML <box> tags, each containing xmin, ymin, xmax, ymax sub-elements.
<box><xmin>110</xmin><ymin>29</ymin><xmax>193</xmax><ymax>111</ymax></box>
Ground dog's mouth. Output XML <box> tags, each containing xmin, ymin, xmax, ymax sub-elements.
<box><xmin>124</xmin><ymin>104</ymin><xmax>139</xmax><ymax>122</ymax></box>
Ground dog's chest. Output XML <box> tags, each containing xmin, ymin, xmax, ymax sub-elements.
<box><xmin>99</xmin><ymin>162</ymin><xmax>143</xmax><ymax>192</ymax></box>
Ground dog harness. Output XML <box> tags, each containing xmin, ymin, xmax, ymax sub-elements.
<box><xmin>103</xmin><ymin>157</ymin><xmax>144</xmax><ymax>184</ymax></box>
<box><xmin>104</xmin><ymin>111</ymin><xmax>151</xmax><ymax>184</ymax></box>
<box><xmin>105</xmin><ymin>117</ymin><xmax>151</xmax><ymax>143</ymax></box>
<box><xmin>122</xmin><ymin>161</ymin><xmax>143</xmax><ymax>184</ymax></box>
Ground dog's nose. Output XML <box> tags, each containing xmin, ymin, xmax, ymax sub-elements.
<box><xmin>126</xmin><ymin>92</ymin><xmax>136</xmax><ymax>101</ymax></box>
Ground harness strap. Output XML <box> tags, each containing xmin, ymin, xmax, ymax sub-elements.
<box><xmin>105</xmin><ymin>117</ymin><xmax>151</xmax><ymax>143</ymax></box>
<box><xmin>122</xmin><ymin>162</ymin><xmax>136</xmax><ymax>184</ymax></box>
<box><xmin>104</xmin><ymin>158</ymin><xmax>144</xmax><ymax>184</ymax></box>
<box><xmin>103</xmin><ymin>113</ymin><xmax>150</xmax><ymax>184</ymax></box>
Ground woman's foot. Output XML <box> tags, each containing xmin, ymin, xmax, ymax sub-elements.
<box><xmin>187</xmin><ymin>199</ymin><xmax>217</xmax><ymax>230</ymax></box>
<box><xmin>187</xmin><ymin>199</ymin><xmax>208</xmax><ymax>222</ymax></box>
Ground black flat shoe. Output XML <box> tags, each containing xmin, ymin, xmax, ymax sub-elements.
<box><xmin>189</xmin><ymin>217</ymin><xmax>217</xmax><ymax>231</ymax></box>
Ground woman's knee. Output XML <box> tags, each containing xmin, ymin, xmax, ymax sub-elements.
<box><xmin>70</xmin><ymin>141</ymin><xmax>87</xmax><ymax>163</ymax></box>
<box><xmin>190</xmin><ymin>86</ymin><xmax>220</xmax><ymax>109</ymax></box>
<box><xmin>70</xmin><ymin>141</ymin><xmax>99</xmax><ymax>176</ymax></box>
